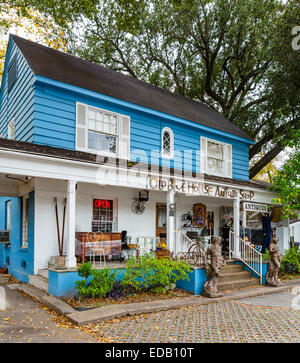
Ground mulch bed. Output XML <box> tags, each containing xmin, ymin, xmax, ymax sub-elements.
<box><xmin>63</xmin><ymin>288</ymin><xmax>193</xmax><ymax>310</ymax></box>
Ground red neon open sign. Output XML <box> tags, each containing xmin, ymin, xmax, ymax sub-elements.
<box><xmin>94</xmin><ymin>199</ymin><xmax>112</xmax><ymax>209</ymax></box>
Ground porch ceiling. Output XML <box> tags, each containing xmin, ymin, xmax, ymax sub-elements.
<box><xmin>0</xmin><ymin>173</ymin><xmax>27</xmax><ymax>196</ymax></box>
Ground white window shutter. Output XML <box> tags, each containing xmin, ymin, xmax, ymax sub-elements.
<box><xmin>225</xmin><ymin>144</ymin><xmax>232</xmax><ymax>178</ymax></box>
<box><xmin>76</xmin><ymin>103</ymin><xmax>87</xmax><ymax>150</ymax></box>
<box><xmin>200</xmin><ymin>136</ymin><xmax>207</xmax><ymax>174</ymax></box>
<box><xmin>120</xmin><ymin>115</ymin><xmax>130</xmax><ymax>160</ymax></box>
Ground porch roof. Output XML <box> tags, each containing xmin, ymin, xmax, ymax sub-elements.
<box><xmin>0</xmin><ymin>137</ymin><xmax>270</xmax><ymax>191</ymax></box>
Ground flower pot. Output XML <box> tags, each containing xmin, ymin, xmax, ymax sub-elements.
<box><xmin>54</xmin><ymin>255</ymin><xmax>66</xmax><ymax>267</ymax></box>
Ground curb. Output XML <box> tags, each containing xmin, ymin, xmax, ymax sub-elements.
<box><xmin>17</xmin><ymin>279</ymin><xmax>300</xmax><ymax>327</ymax></box>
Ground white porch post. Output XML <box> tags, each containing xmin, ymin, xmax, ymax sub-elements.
<box><xmin>167</xmin><ymin>190</ymin><xmax>175</xmax><ymax>254</ymax></box>
<box><xmin>233</xmin><ymin>197</ymin><xmax>240</xmax><ymax>257</ymax></box>
<box><xmin>65</xmin><ymin>179</ymin><xmax>77</xmax><ymax>268</ymax></box>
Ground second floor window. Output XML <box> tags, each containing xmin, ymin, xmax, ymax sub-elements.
<box><xmin>207</xmin><ymin>141</ymin><xmax>225</xmax><ymax>175</ymax></box>
<box><xmin>87</xmin><ymin>108</ymin><xmax>118</xmax><ymax>155</ymax></box>
<box><xmin>76</xmin><ymin>103</ymin><xmax>131</xmax><ymax>159</ymax></box>
<box><xmin>201</xmin><ymin>136</ymin><xmax>232</xmax><ymax>178</ymax></box>
<box><xmin>161</xmin><ymin>127</ymin><xmax>174</xmax><ymax>158</ymax></box>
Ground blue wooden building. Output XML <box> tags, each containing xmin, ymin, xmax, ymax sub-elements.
<box><xmin>0</xmin><ymin>35</ymin><xmax>283</xmax><ymax>296</ymax></box>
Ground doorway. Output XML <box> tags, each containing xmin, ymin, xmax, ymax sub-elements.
<box><xmin>156</xmin><ymin>203</ymin><xmax>167</xmax><ymax>244</ymax></box>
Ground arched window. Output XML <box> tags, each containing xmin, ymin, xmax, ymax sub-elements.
<box><xmin>161</xmin><ymin>127</ymin><xmax>174</xmax><ymax>158</ymax></box>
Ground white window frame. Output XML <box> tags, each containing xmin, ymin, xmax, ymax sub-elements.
<box><xmin>161</xmin><ymin>127</ymin><xmax>174</xmax><ymax>159</ymax></box>
<box><xmin>87</xmin><ymin>105</ymin><xmax>119</xmax><ymax>157</ymax></box>
<box><xmin>201</xmin><ymin>136</ymin><xmax>232</xmax><ymax>178</ymax></box>
<box><xmin>7</xmin><ymin>118</ymin><xmax>15</xmax><ymax>140</ymax></box>
<box><xmin>76</xmin><ymin>103</ymin><xmax>128</xmax><ymax>158</ymax></box>
<box><xmin>21</xmin><ymin>194</ymin><xmax>29</xmax><ymax>249</ymax></box>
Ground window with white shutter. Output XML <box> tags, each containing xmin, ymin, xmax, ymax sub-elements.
<box><xmin>76</xmin><ymin>103</ymin><xmax>130</xmax><ymax>159</ymax></box>
<box><xmin>200</xmin><ymin>137</ymin><xmax>232</xmax><ymax>178</ymax></box>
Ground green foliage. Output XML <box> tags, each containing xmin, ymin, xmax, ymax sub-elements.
<box><xmin>280</xmin><ymin>246</ymin><xmax>300</xmax><ymax>274</ymax></box>
<box><xmin>75</xmin><ymin>263</ymin><xmax>117</xmax><ymax>298</ymax></box>
<box><xmin>271</xmin><ymin>130</ymin><xmax>300</xmax><ymax>218</ymax></box>
<box><xmin>262</xmin><ymin>250</ymin><xmax>269</xmax><ymax>262</ymax></box>
<box><xmin>120</xmin><ymin>253</ymin><xmax>192</xmax><ymax>294</ymax></box>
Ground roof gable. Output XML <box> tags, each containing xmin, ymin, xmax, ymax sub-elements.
<box><xmin>10</xmin><ymin>34</ymin><xmax>252</xmax><ymax>141</ymax></box>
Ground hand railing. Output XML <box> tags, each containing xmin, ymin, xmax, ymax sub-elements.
<box><xmin>229</xmin><ymin>229</ymin><xmax>263</xmax><ymax>284</ymax></box>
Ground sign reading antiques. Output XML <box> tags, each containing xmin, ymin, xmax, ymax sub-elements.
<box><xmin>243</xmin><ymin>202</ymin><xmax>268</xmax><ymax>212</ymax></box>
<box><xmin>148</xmin><ymin>177</ymin><xmax>255</xmax><ymax>200</ymax></box>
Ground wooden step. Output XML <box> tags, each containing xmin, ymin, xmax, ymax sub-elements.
<box><xmin>218</xmin><ymin>278</ymin><xmax>260</xmax><ymax>291</ymax></box>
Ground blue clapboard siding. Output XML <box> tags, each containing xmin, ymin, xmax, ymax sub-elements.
<box><xmin>33</xmin><ymin>76</ymin><xmax>251</xmax><ymax>181</ymax></box>
<box><xmin>0</xmin><ymin>40</ymin><xmax>35</xmax><ymax>142</ymax></box>
<box><xmin>0</xmin><ymin>193</ymin><xmax>35</xmax><ymax>283</ymax></box>
<box><xmin>0</xmin><ymin>37</ymin><xmax>251</xmax><ymax>181</ymax></box>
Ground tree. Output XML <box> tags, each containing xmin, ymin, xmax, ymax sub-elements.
<box><xmin>271</xmin><ymin>130</ymin><xmax>300</xmax><ymax>219</ymax></box>
<box><xmin>0</xmin><ymin>1</ymin><xmax>67</xmax><ymax>80</ymax></box>
<box><xmin>26</xmin><ymin>0</ymin><xmax>300</xmax><ymax>177</ymax></box>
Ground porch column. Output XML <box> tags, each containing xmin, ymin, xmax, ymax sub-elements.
<box><xmin>167</xmin><ymin>190</ymin><xmax>175</xmax><ymax>254</ymax></box>
<box><xmin>65</xmin><ymin>180</ymin><xmax>77</xmax><ymax>268</ymax></box>
<box><xmin>233</xmin><ymin>197</ymin><xmax>240</xmax><ymax>257</ymax></box>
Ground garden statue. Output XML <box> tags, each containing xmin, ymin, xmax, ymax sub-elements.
<box><xmin>202</xmin><ymin>236</ymin><xmax>226</xmax><ymax>298</ymax></box>
<box><xmin>266</xmin><ymin>237</ymin><xmax>282</xmax><ymax>287</ymax></box>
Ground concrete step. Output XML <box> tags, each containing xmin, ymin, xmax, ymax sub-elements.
<box><xmin>222</xmin><ymin>264</ymin><xmax>244</xmax><ymax>273</ymax></box>
<box><xmin>218</xmin><ymin>278</ymin><xmax>260</xmax><ymax>291</ymax></box>
<box><xmin>219</xmin><ymin>270</ymin><xmax>252</xmax><ymax>282</ymax></box>
<box><xmin>28</xmin><ymin>275</ymin><xmax>48</xmax><ymax>293</ymax></box>
<box><xmin>38</xmin><ymin>269</ymin><xmax>49</xmax><ymax>279</ymax></box>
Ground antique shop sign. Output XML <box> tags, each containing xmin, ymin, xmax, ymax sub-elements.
<box><xmin>243</xmin><ymin>202</ymin><xmax>268</xmax><ymax>212</ymax></box>
<box><xmin>148</xmin><ymin>177</ymin><xmax>255</xmax><ymax>200</ymax></box>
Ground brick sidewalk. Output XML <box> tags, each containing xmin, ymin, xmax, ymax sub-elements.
<box><xmin>88</xmin><ymin>298</ymin><xmax>300</xmax><ymax>343</ymax></box>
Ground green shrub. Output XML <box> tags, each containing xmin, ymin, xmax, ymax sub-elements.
<box><xmin>280</xmin><ymin>246</ymin><xmax>300</xmax><ymax>274</ymax></box>
<box><xmin>75</xmin><ymin>263</ymin><xmax>118</xmax><ymax>298</ymax></box>
<box><xmin>120</xmin><ymin>253</ymin><xmax>192</xmax><ymax>294</ymax></box>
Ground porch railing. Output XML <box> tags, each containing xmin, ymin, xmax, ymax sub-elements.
<box><xmin>229</xmin><ymin>229</ymin><xmax>263</xmax><ymax>284</ymax></box>
<box><xmin>175</xmin><ymin>229</ymin><xmax>206</xmax><ymax>267</ymax></box>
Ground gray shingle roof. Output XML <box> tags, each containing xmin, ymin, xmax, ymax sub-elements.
<box><xmin>11</xmin><ymin>34</ymin><xmax>252</xmax><ymax>141</ymax></box>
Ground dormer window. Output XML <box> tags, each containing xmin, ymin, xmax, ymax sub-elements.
<box><xmin>161</xmin><ymin>127</ymin><xmax>174</xmax><ymax>158</ymax></box>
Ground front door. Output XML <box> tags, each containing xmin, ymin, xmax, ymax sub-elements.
<box><xmin>156</xmin><ymin>203</ymin><xmax>167</xmax><ymax>245</ymax></box>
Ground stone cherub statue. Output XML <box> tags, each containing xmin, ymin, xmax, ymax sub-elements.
<box><xmin>202</xmin><ymin>236</ymin><xmax>226</xmax><ymax>298</ymax></box>
<box><xmin>266</xmin><ymin>237</ymin><xmax>282</xmax><ymax>287</ymax></box>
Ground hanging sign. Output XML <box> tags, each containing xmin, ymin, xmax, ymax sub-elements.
<box><xmin>243</xmin><ymin>202</ymin><xmax>268</xmax><ymax>212</ymax></box>
<box><xmin>148</xmin><ymin>177</ymin><xmax>255</xmax><ymax>200</ymax></box>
